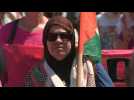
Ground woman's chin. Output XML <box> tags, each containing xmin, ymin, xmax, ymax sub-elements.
<box><xmin>54</xmin><ymin>55</ymin><xmax>66</xmax><ymax>61</ymax></box>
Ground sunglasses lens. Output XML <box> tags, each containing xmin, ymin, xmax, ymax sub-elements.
<box><xmin>47</xmin><ymin>34</ymin><xmax>57</xmax><ymax>41</ymax></box>
<box><xmin>47</xmin><ymin>32</ymin><xmax>72</xmax><ymax>41</ymax></box>
<box><xmin>60</xmin><ymin>34</ymin><xmax>72</xmax><ymax>40</ymax></box>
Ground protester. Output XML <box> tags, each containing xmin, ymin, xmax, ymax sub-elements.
<box><xmin>115</xmin><ymin>12</ymin><xmax>134</xmax><ymax>49</ymax></box>
<box><xmin>25</xmin><ymin>16</ymin><xmax>113</xmax><ymax>87</ymax></box>
<box><xmin>97</xmin><ymin>12</ymin><xmax>123</xmax><ymax>49</ymax></box>
<box><xmin>0</xmin><ymin>12</ymin><xmax>48</xmax><ymax>87</ymax></box>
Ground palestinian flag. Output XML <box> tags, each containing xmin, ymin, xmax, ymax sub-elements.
<box><xmin>80</xmin><ymin>12</ymin><xmax>101</xmax><ymax>64</ymax></box>
<box><xmin>77</xmin><ymin>12</ymin><xmax>100</xmax><ymax>86</ymax></box>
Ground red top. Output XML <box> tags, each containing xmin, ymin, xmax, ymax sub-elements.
<box><xmin>0</xmin><ymin>19</ymin><xmax>48</xmax><ymax>87</ymax></box>
<box><xmin>1</xmin><ymin>44</ymin><xmax>44</xmax><ymax>87</ymax></box>
<box><xmin>0</xmin><ymin>21</ymin><xmax>44</xmax><ymax>46</ymax></box>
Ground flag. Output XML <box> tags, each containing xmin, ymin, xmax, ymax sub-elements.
<box><xmin>77</xmin><ymin>12</ymin><xmax>100</xmax><ymax>87</ymax></box>
<box><xmin>80</xmin><ymin>12</ymin><xmax>101</xmax><ymax>63</ymax></box>
<box><xmin>79</xmin><ymin>12</ymin><xmax>96</xmax><ymax>53</ymax></box>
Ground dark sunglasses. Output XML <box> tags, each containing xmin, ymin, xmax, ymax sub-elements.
<box><xmin>47</xmin><ymin>32</ymin><xmax>73</xmax><ymax>41</ymax></box>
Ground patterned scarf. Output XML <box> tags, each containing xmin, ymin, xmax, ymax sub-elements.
<box><xmin>25</xmin><ymin>59</ymin><xmax>96</xmax><ymax>87</ymax></box>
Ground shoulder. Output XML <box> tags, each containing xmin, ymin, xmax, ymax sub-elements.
<box><xmin>29</xmin><ymin>61</ymin><xmax>47</xmax><ymax>77</ymax></box>
<box><xmin>24</xmin><ymin>61</ymin><xmax>47</xmax><ymax>87</ymax></box>
<box><xmin>25</xmin><ymin>61</ymin><xmax>45</xmax><ymax>79</ymax></box>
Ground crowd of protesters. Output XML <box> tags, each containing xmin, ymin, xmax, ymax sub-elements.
<box><xmin>0</xmin><ymin>12</ymin><xmax>134</xmax><ymax>50</ymax></box>
<box><xmin>0</xmin><ymin>12</ymin><xmax>133</xmax><ymax>87</ymax></box>
<box><xmin>97</xmin><ymin>12</ymin><xmax>134</xmax><ymax>49</ymax></box>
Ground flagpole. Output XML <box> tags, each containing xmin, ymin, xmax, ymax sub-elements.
<box><xmin>76</xmin><ymin>12</ymin><xmax>96</xmax><ymax>87</ymax></box>
<box><xmin>76</xmin><ymin>12</ymin><xmax>84</xmax><ymax>87</ymax></box>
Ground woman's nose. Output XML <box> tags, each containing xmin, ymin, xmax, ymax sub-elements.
<box><xmin>56</xmin><ymin>35</ymin><xmax>63</xmax><ymax>42</ymax></box>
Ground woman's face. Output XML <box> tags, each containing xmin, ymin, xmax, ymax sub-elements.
<box><xmin>47</xmin><ymin>27</ymin><xmax>72</xmax><ymax>61</ymax></box>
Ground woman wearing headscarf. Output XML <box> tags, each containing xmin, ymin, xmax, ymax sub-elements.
<box><xmin>25</xmin><ymin>16</ymin><xmax>112</xmax><ymax>87</ymax></box>
<box><xmin>24</xmin><ymin>16</ymin><xmax>94</xmax><ymax>87</ymax></box>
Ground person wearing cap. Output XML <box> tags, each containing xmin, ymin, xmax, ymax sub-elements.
<box><xmin>25</xmin><ymin>16</ymin><xmax>113</xmax><ymax>87</ymax></box>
